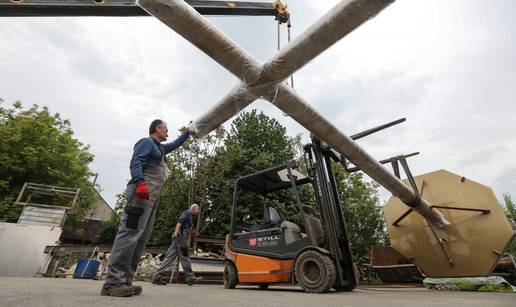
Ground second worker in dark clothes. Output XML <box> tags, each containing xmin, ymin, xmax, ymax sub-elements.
<box><xmin>101</xmin><ymin>119</ymin><xmax>195</xmax><ymax>297</ymax></box>
<box><xmin>152</xmin><ymin>203</ymin><xmax>203</xmax><ymax>286</ymax></box>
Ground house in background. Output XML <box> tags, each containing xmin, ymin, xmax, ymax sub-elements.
<box><xmin>61</xmin><ymin>190</ymin><xmax>115</xmax><ymax>244</ymax></box>
<box><xmin>85</xmin><ymin>190</ymin><xmax>114</xmax><ymax>222</ymax></box>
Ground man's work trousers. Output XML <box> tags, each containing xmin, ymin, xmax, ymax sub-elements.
<box><xmin>152</xmin><ymin>231</ymin><xmax>194</xmax><ymax>282</ymax></box>
<box><xmin>105</xmin><ymin>164</ymin><xmax>166</xmax><ymax>285</ymax></box>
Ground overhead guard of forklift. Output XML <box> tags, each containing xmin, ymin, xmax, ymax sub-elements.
<box><xmin>236</xmin><ymin>161</ymin><xmax>310</xmax><ymax>194</ymax></box>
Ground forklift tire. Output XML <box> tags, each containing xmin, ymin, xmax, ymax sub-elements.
<box><xmin>224</xmin><ymin>262</ymin><xmax>238</xmax><ymax>289</ymax></box>
<box><xmin>295</xmin><ymin>250</ymin><xmax>336</xmax><ymax>293</ymax></box>
<box><xmin>258</xmin><ymin>283</ymin><xmax>269</xmax><ymax>290</ymax></box>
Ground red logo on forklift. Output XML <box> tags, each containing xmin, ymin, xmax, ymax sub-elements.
<box><xmin>249</xmin><ymin>238</ymin><xmax>257</xmax><ymax>247</ymax></box>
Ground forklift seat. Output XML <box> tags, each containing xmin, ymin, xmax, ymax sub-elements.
<box><xmin>244</xmin><ymin>207</ymin><xmax>282</xmax><ymax>231</ymax></box>
<box><xmin>264</xmin><ymin>207</ymin><xmax>282</xmax><ymax>226</ymax></box>
<box><xmin>263</xmin><ymin>207</ymin><xmax>303</xmax><ymax>245</ymax></box>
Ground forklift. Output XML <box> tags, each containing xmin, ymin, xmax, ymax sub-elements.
<box><xmin>223</xmin><ymin>136</ymin><xmax>358</xmax><ymax>293</ymax></box>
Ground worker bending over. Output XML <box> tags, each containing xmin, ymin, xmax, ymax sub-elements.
<box><xmin>152</xmin><ymin>204</ymin><xmax>203</xmax><ymax>286</ymax></box>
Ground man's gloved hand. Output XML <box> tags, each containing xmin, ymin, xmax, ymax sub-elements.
<box><xmin>180</xmin><ymin>121</ymin><xmax>198</xmax><ymax>135</ymax></box>
<box><xmin>135</xmin><ymin>182</ymin><xmax>149</xmax><ymax>200</ymax></box>
<box><xmin>187</xmin><ymin>121</ymin><xmax>198</xmax><ymax>135</ymax></box>
<box><xmin>180</xmin><ymin>122</ymin><xmax>192</xmax><ymax>134</ymax></box>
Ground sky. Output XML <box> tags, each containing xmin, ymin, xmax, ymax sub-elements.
<box><xmin>1</xmin><ymin>0</ymin><xmax>515</xmax><ymax>208</ymax></box>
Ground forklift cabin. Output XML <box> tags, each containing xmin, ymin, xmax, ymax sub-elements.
<box><xmin>223</xmin><ymin>139</ymin><xmax>357</xmax><ymax>293</ymax></box>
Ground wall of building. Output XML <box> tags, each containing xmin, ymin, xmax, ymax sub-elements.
<box><xmin>0</xmin><ymin>222</ymin><xmax>62</xmax><ymax>277</ymax></box>
<box><xmin>86</xmin><ymin>192</ymin><xmax>113</xmax><ymax>222</ymax></box>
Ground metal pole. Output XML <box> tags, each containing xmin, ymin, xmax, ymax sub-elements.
<box><xmin>270</xmin><ymin>85</ymin><xmax>448</xmax><ymax>227</ymax></box>
<box><xmin>350</xmin><ymin>118</ymin><xmax>406</xmax><ymax>140</ymax></box>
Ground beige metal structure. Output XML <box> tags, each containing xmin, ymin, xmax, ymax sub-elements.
<box><xmin>14</xmin><ymin>182</ymin><xmax>82</xmax><ymax>227</ymax></box>
<box><xmin>384</xmin><ymin>169</ymin><xmax>515</xmax><ymax>277</ymax></box>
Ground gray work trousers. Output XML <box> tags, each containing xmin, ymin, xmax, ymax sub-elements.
<box><xmin>106</xmin><ymin>164</ymin><xmax>166</xmax><ymax>285</ymax></box>
<box><xmin>152</xmin><ymin>230</ymin><xmax>194</xmax><ymax>281</ymax></box>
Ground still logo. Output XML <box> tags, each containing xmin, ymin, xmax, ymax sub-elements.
<box><xmin>249</xmin><ymin>238</ymin><xmax>257</xmax><ymax>247</ymax></box>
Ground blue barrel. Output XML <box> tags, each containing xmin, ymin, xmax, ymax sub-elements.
<box><xmin>74</xmin><ymin>259</ymin><xmax>101</xmax><ymax>279</ymax></box>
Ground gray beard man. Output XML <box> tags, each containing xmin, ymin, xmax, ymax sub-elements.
<box><xmin>101</xmin><ymin>119</ymin><xmax>196</xmax><ymax>297</ymax></box>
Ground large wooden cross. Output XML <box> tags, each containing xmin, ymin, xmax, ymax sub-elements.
<box><xmin>138</xmin><ymin>0</ymin><xmax>448</xmax><ymax>227</ymax></box>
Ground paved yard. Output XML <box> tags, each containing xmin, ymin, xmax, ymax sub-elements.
<box><xmin>0</xmin><ymin>277</ymin><xmax>513</xmax><ymax>307</ymax></box>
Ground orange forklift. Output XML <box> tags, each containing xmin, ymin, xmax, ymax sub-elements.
<box><xmin>223</xmin><ymin>136</ymin><xmax>358</xmax><ymax>293</ymax></box>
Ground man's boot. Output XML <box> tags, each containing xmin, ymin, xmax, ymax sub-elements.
<box><xmin>129</xmin><ymin>284</ymin><xmax>142</xmax><ymax>295</ymax></box>
<box><xmin>100</xmin><ymin>283</ymin><xmax>134</xmax><ymax>297</ymax></box>
<box><xmin>186</xmin><ymin>276</ymin><xmax>203</xmax><ymax>286</ymax></box>
<box><xmin>151</xmin><ymin>278</ymin><xmax>168</xmax><ymax>285</ymax></box>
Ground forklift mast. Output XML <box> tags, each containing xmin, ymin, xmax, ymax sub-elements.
<box><xmin>303</xmin><ymin>136</ymin><xmax>357</xmax><ymax>291</ymax></box>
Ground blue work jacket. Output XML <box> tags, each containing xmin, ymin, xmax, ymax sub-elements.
<box><xmin>129</xmin><ymin>131</ymin><xmax>190</xmax><ymax>184</ymax></box>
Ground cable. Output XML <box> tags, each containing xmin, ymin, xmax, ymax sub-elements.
<box><xmin>287</xmin><ymin>18</ymin><xmax>294</xmax><ymax>89</ymax></box>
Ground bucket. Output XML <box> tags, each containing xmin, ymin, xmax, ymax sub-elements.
<box><xmin>73</xmin><ymin>259</ymin><xmax>100</xmax><ymax>279</ymax></box>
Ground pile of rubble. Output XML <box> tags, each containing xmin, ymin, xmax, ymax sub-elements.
<box><xmin>54</xmin><ymin>248</ymin><xmax>223</xmax><ymax>282</ymax></box>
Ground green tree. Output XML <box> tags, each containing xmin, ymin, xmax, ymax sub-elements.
<box><xmin>502</xmin><ymin>193</ymin><xmax>516</xmax><ymax>255</ymax></box>
<box><xmin>333</xmin><ymin>163</ymin><xmax>388</xmax><ymax>264</ymax></box>
<box><xmin>204</xmin><ymin>110</ymin><xmax>296</xmax><ymax>236</ymax></box>
<box><xmin>0</xmin><ymin>100</ymin><xmax>96</xmax><ymax>223</ymax></box>
<box><xmin>225</xmin><ymin>110</ymin><xmax>295</xmax><ymax>172</ymax></box>
<box><xmin>147</xmin><ymin>127</ymin><xmax>227</xmax><ymax>247</ymax></box>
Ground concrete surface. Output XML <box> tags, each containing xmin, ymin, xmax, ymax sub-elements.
<box><xmin>0</xmin><ymin>223</ymin><xmax>61</xmax><ymax>277</ymax></box>
<box><xmin>0</xmin><ymin>277</ymin><xmax>514</xmax><ymax>307</ymax></box>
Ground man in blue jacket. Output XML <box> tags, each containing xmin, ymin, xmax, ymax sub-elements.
<box><xmin>151</xmin><ymin>203</ymin><xmax>202</xmax><ymax>286</ymax></box>
<box><xmin>101</xmin><ymin>119</ymin><xmax>195</xmax><ymax>297</ymax></box>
